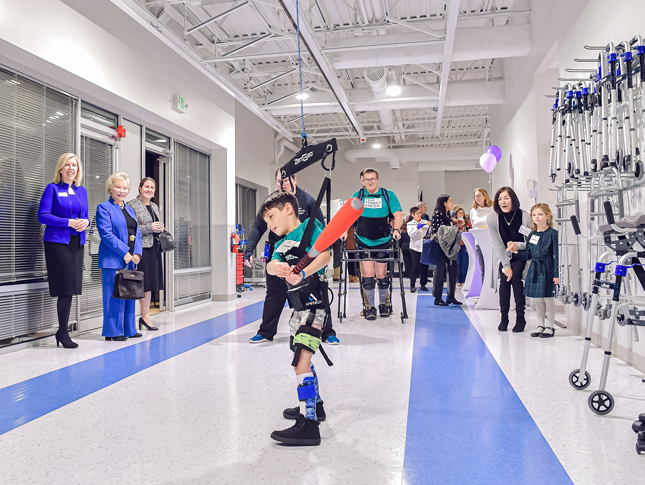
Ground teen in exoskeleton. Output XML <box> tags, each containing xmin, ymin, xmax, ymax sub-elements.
<box><xmin>264</xmin><ymin>191</ymin><xmax>332</xmax><ymax>446</ymax></box>
<box><xmin>508</xmin><ymin>203</ymin><xmax>559</xmax><ymax>338</ymax></box>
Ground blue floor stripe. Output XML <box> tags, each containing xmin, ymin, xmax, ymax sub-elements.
<box><xmin>0</xmin><ymin>302</ymin><xmax>264</xmax><ymax>436</ymax></box>
<box><xmin>403</xmin><ymin>300</ymin><xmax>572</xmax><ymax>484</ymax></box>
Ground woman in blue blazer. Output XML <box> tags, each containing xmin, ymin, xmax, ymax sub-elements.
<box><xmin>38</xmin><ymin>153</ymin><xmax>90</xmax><ymax>349</ymax></box>
<box><xmin>97</xmin><ymin>173</ymin><xmax>143</xmax><ymax>341</ymax></box>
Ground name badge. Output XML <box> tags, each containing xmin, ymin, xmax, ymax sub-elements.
<box><xmin>364</xmin><ymin>198</ymin><xmax>383</xmax><ymax>209</ymax></box>
<box><xmin>57</xmin><ymin>192</ymin><xmax>68</xmax><ymax>197</ymax></box>
<box><xmin>129</xmin><ymin>235</ymin><xmax>135</xmax><ymax>241</ymax></box>
<box><xmin>519</xmin><ymin>225</ymin><xmax>531</xmax><ymax>237</ymax></box>
<box><xmin>529</xmin><ymin>235</ymin><xmax>540</xmax><ymax>245</ymax></box>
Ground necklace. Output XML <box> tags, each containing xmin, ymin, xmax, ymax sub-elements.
<box><xmin>502</xmin><ymin>210</ymin><xmax>516</xmax><ymax>226</ymax></box>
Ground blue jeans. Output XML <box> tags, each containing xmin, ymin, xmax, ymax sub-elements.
<box><xmin>457</xmin><ymin>245</ymin><xmax>469</xmax><ymax>284</ymax></box>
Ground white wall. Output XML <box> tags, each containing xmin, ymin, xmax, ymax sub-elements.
<box><xmin>489</xmin><ymin>0</ymin><xmax>645</xmax><ymax>371</ymax></box>
<box><xmin>445</xmin><ymin>170</ymin><xmax>491</xmax><ymax>212</ymax></box>
<box><xmin>0</xmin><ymin>0</ymin><xmax>239</xmax><ymax>299</ymax></box>
<box><xmin>235</xmin><ymin>101</ymin><xmax>275</xmax><ymax>190</ymax></box>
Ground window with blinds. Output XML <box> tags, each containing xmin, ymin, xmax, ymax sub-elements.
<box><xmin>0</xmin><ymin>66</ymin><xmax>78</xmax><ymax>284</ymax></box>
<box><xmin>79</xmin><ymin>136</ymin><xmax>113</xmax><ymax>318</ymax></box>
<box><xmin>174</xmin><ymin>142</ymin><xmax>210</xmax><ymax>270</ymax></box>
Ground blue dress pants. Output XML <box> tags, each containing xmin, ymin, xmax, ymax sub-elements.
<box><xmin>101</xmin><ymin>268</ymin><xmax>137</xmax><ymax>337</ymax></box>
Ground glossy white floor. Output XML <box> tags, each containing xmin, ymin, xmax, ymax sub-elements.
<box><xmin>0</xmin><ymin>283</ymin><xmax>643</xmax><ymax>484</ymax></box>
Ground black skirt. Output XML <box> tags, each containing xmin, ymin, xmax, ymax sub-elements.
<box><xmin>140</xmin><ymin>236</ymin><xmax>164</xmax><ymax>292</ymax></box>
<box><xmin>44</xmin><ymin>235</ymin><xmax>83</xmax><ymax>297</ymax></box>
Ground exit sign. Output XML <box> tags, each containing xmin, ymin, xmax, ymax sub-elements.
<box><xmin>172</xmin><ymin>95</ymin><xmax>188</xmax><ymax>114</ymax></box>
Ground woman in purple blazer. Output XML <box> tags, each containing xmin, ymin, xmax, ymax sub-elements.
<box><xmin>38</xmin><ymin>153</ymin><xmax>90</xmax><ymax>349</ymax></box>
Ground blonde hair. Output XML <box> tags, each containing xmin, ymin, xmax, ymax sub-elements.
<box><xmin>472</xmin><ymin>188</ymin><xmax>492</xmax><ymax>209</ymax></box>
<box><xmin>53</xmin><ymin>153</ymin><xmax>83</xmax><ymax>186</ymax></box>
<box><xmin>105</xmin><ymin>172</ymin><xmax>131</xmax><ymax>196</ymax></box>
<box><xmin>529</xmin><ymin>203</ymin><xmax>555</xmax><ymax>231</ymax></box>
<box><xmin>452</xmin><ymin>204</ymin><xmax>465</xmax><ymax>216</ymax></box>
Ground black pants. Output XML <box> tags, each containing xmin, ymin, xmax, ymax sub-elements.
<box><xmin>433</xmin><ymin>252</ymin><xmax>457</xmax><ymax>300</ymax></box>
<box><xmin>258</xmin><ymin>272</ymin><xmax>336</xmax><ymax>340</ymax></box>
<box><xmin>498</xmin><ymin>259</ymin><xmax>526</xmax><ymax>315</ymax></box>
<box><xmin>409</xmin><ymin>250</ymin><xmax>428</xmax><ymax>288</ymax></box>
<box><xmin>402</xmin><ymin>249</ymin><xmax>412</xmax><ymax>278</ymax></box>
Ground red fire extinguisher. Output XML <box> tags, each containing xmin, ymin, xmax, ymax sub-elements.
<box><xmin>231</xmin><ymin>231</ymin><xmax>240</xmax><ymax>252</ymax></box>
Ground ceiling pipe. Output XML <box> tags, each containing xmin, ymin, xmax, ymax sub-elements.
<box><xmin>345</xmin><ymin>145</ymin><xmax>482</xmax><ymax>170</ymax></box>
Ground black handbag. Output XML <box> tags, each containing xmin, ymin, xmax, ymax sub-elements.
<box><xmin>113</xmin><ymin>264</ymin><xmax>145</xmax><ymax>300</ymax></box>
<box><xmin>157</xmin><ymin>231</ymin><xmax>176</xmax><ymax>253</ymax></box>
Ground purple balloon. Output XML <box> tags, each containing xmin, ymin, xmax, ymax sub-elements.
<box><xmin>479</xmin><ymin>152</ymin><xmax>497</xmax><ymax>173</ymax></box>
<box><xmin>486</xmin><ymin>145</ymin><xmax>502</xmax><ymax>161</ymax></box>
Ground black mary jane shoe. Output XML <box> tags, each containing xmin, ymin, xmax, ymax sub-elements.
<box><xmin>106</xmin><ymin>336</ymin><xmax>128</xmax><ymax>341</ymax></box>
<box><xmin>139</xmin><ymin>317</ymin><xmax>158</xmax><ymax>331</ymax></box>
<box><xmin>530</xmin><ymin>326</ymin><xmax>545</xmax><ymax>338</ymax></box>
<box><xmin>540</xmin><ymin>327</ymin><xmax>555</xmax><ymax>338</ymax></box>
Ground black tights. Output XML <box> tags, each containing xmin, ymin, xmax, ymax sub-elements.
<box><xmin>57</xmin><ymin>295</ymin><xmax>73</xmax><ymax>334</ymax></box>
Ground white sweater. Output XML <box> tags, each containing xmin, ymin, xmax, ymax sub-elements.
<box><xmin>407</xmin><ymin>220</ymin><xmax>430</xmax><ymax>252</ymax></box>
<box><xmin>470</xmin><ymin>206</ymin><xmax>494</xmax><ymax>229</ymax></box>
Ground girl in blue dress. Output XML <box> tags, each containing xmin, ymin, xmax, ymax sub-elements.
<box><xmin>508</xmin><ymin>203</ymin><xmax>559</xmax><ymax>338</ymax></box>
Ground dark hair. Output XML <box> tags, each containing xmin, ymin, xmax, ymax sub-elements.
<box><xmin>275</xmin><ymin>167</ymin><xmax>296</xmax><ymax>181</ymax></box>
<box><xmin>259</xmin><ymin>191</ymin><xmax>299</xmax><ymax>217</ymax></box>
<box><xmin>433</xmin><ymin>194</ymin><xmax>451</xmax><ymax>225</ymax></box>
<box><xmin>363</xmin><ymin>167</ymin><xmax>379</xmax><ymax>178</ymax></box>
<box><xmin>493</xmin><ymin>186</ymin><xmax>520</xmax><ymax>214</ymax></box>
<box><xmin>139</xmin><ymin>177</ymin><xmax>156</xmax><ymax>189</ymax></box>
<box><xmin>409</xmin><ymin>206</ymin><xmax>419</xmax><ymax>215</ymax></box>
<box><xmin>359</xmin><ymin>169</ymin><xmax>365</xmax><ymax>179</ymax></box>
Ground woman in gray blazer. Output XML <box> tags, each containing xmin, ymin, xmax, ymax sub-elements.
<box><xmin>486</xmin><ymin>186</ymin><xmax>531</xmax><ymax>333</ymax></box>
<box><xmin>127</xmin><ymin>177</ymin><xmax>165</xmax><ymax>331</ymax></box>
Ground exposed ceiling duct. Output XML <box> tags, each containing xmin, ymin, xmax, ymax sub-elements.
<box><xmin>327</xmin><ymin>25</ymin><xmax>532</xmax><ymax>70</ymax></box>
<box><xmin>345</xmin><ymin>145</ymin><xmax>482</xmax><ymax>171</ymax></box>
<box><xmin>364</xmin><ymin>66</ymin><xmax>402</xmax><ymax>144</ymax></box>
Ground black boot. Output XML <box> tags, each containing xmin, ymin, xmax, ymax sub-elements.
<box><xmin>498</xmin><ymin>313</ymin><xmax>509</xmax><ymax>332</ymax></box>
<box><xmin>512</xmin><ymin>314</ymin><xmax>527</xmax><ymax>333</ymax></box>
<box><xmin>283</xmin><ymin>401</ymin><xmax>326</xmax><ymax>422</ymax></box>
<box><xmin>271</xmin><ymin>415</ymin><xmax>321</xmax><ymax>446</ymax></box>
<box><xmin>55</xmin><ymin>327</ymin><xmax>78</xmax><ymax>349</ymax></box>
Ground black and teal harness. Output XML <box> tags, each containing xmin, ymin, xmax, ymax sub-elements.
<box><xmin>354</xmin><ymin>188</ymin><xmax>394</xmax><ymax>241</ymax></box>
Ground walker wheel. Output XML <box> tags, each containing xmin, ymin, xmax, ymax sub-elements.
<box><xmin>582</xmin><ymin>293</ymin><xmax>592</xmax><ymax>311</ymax></box>
<box><xmin>632</xmin><ymin>420</ymin><xmax>645</xmax><ymax>433</ymax></box>
<box><xmin>635</xmin><ymin>161</ymin><xmax>644</xmax><ymax>180</ymax></box>
<box><xmin>568</xmin><ymin>368</ymin><xmax>591</xmax><ymax>390</ymax></box>
<box><xmin>572</xmin><ymin>292</ymin><xmax>582</xmax><ymax>307</ymax></box>
<box><xmin>636</xmin><ymin>439</ymin><xmax>645</xmax><ymax>455</ymax></box>
<box><xmin>589</xmin><ymin>390</ymin><xmax>614</xmax><ymax>415</ymax></box>
<box><xmin>559</xmin><ymin>285</ymin><xmax>568</xmax><ymax>303</ymax></box>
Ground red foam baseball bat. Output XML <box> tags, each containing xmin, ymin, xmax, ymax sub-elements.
<box><xmin>292</xmin><ymin>197</ymin><xmax>364</xmax><ymax>274</ymax></box>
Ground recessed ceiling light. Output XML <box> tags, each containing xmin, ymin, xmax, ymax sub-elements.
<box><xmin>372</xmin><ymin>142</ymin><xmax>382</xmax><ymax>149</ymax></box>
<box><xmin>296</xmin><ymin>93</ymin><xmax>309</xmax><ymax>100</ymax></box>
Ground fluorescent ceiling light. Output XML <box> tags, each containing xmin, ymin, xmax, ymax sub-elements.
<box><xmin>296</xmin><ymin>93</ymin><xmax>309</xmax><ymax>100</ymax></box>
<box><xmin>386</xmin><ymin>84</ymin><xmax>402</xmax><ymax>97</ymax></box>
<box><xmin>372</xmin><ymin>142</ymin><xmax>382</xmax><ymax>149</ymax></box>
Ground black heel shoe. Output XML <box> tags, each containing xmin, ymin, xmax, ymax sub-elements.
<box><xmin>55</xmin><ymin>331</ymin><xmax>78</xmax><ymax>349</ymax></box>
<box><xmin>139</xmin><ymin>317</ymin><xmax>158</xmax><ymax>331</ymax></box>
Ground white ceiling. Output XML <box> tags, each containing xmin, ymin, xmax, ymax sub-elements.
<box><xmin>133</xmin><ymin>0</ymin><xmax>532</xmax><ymax>148</ymax></box>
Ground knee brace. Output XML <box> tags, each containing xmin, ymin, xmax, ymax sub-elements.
<box><xmin>377</xmin><ymin>277</ymin><xmax>390</xmax><ymax>289</ymax></box>
<box><xmin>291</xmin><ymin>325</ymin><xmax>322</xmax><ymax>367</ymax></box>
<box><xmin>363</xmin><ymin>276</ymin><xmax>376</xmax><ymax>290</ymax></box>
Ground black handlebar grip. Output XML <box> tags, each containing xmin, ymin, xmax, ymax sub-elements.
<box><xmin>570</xmin><ymin>215</ymin><xmax>581</xmax><ymax>235</ymax></box>
<box><xmin>603</xmin><ymin>201</ymin><xmax>616</xmax><ymax>224</ymax></box>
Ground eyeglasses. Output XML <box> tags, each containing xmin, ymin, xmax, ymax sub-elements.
<box><xmin>364</xmin><ymin>178</ymin><xmax>378</xmax><ymax>183</ymax></box>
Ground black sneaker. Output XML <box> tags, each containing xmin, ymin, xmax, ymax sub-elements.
<box><xmin>283</xmin><ymin>401</ymin><xmax>326</xmax><ymax>422</ymax></box>
<box><xmin>434</xmin><ymin>299</ymin><xmax>449</xmax><ymax>306</ymax></box>
<box><xmin>410</xmin><ymin>287</ymin><xmax>417</xmax><ymax>293</ymax></box>
<box><xmin>365</xmin><ymin>306</ymin><xmax>378</xmax><ymax>321</ymax></box>
<box><xmin>271</xmin><ymin>415</ymin><xmax>321</xmax><ymax>446</ymax></box>
<box><xmin>379</xmin><ymin>303</ymin><xmax>392</xmax><ymax>317</ymax></box>
<box><xmin>420</xmin><ymin>286</ymin><xmax>429</xmax><ymax>292</ymax></box>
